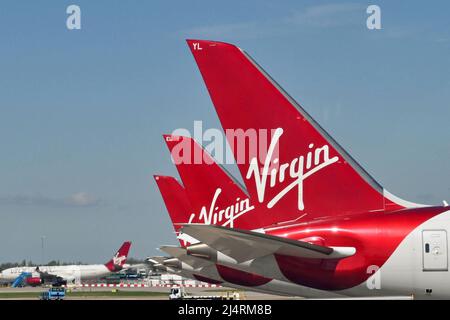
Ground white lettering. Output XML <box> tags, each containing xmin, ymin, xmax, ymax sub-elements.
<box><xmin>66</xmin><ymin>5</ymin><xmax>81</xmax><ymax>30</ymax></box>
<box><xmin>246</xmin><ymin>128</ymin><xmax>339</xmax><ymax>210</ymax></box>
<box><xmin>189</xmin><ymin>189</ymin><xmax>255</xmax><ymax>228</ymax></box>
<box><xmin>366</xmin><ymin>5</ymin><xmax>382</xmax><ymax>30</ymax></box>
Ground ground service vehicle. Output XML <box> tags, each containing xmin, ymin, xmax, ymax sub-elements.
<box><xmin>169</xmin><ymin>287</ymin><xmax>240</xmax><ymax>300</ymax></box>
<box><xmin>40</xmin><ymin>287</ymin><xmax>66</xmax><ymax>300</ymax></box>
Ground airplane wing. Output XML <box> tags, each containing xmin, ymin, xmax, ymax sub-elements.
<box><xmin>181</xmin><ymin>225</ymin><xmax>356</xmax><ymax>263</ymax></box>
<box><xmin>145</xmin><ymin>256</ymin><xmax>168</xmax><ymax>265</ymax></box>
<box><xmin>159</xmin><ymin>245</ymin><xmax>213</xmax><ymax>269</ymax></box>
<box><xmin>124</xmin><ymin>263</ymin><xmax>146</xmax><ymax>269</ymax></box>
<box><xmin>34</xmin><ymin>267</ymin><xmax>67</xmax><ymax>284</ymax></box>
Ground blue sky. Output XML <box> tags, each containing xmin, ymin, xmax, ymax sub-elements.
<box><xmin>0</xmin><ymin>1</ymin><xmax>449</xmax><ymax>263</ymax></box>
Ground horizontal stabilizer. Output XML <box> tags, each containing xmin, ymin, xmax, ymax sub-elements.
<box><xmin>146</xmin><ymin>256</ymin><xmax>167</xmax><ymax>265</ymax></box>
<box><xmin>159</xmin><ymin>245</ymin><xmax>213</xmax><ymax>269</ymax></box>
<box><xmin>181</xmin><ymin>225</ymin><xmax>356</xmax><ymax>263</ymax></box>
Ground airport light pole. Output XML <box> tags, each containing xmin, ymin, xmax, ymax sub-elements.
<box><xmin>41</xmin><ymin>236</ymin><xmax>46</xmax><ymax>265</ymax></box>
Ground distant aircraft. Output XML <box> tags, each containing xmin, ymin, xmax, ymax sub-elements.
<box><xmin>155</xmin><ymin>39</ymin><xmax>450</xmax><ymax>299</ymax></box>
<box><xmin>0</xmin><ymin>241</ymin><xmax>131</xmax><ymax>286</ymax></box>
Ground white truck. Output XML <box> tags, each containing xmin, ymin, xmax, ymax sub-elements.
<box><xmin>169</xmin><ymin>287</ymin><xmax>240</xmax><ymax>300</ymax></box>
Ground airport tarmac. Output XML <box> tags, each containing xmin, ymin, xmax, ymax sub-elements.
<box><xmin>0</xmin><ymin>286</ymin><xmax>302</xmax><ymax>300</ymax></box>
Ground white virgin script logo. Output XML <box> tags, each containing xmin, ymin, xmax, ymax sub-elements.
<box><xmin>188</xmin><ymin>188</ymin><xmax>255</xmax><ymax>228</ymax></box>
<box><xmin>246</xmin><ymin>128</ymin><xmax>339</xmax><ymax>210</ymax></box>
<box><xmin>113</xmin><ymin>254</ymin><xmax>126</xmax><ymax>266</ymax></box>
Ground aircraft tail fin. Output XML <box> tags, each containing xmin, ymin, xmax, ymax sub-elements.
<box><xmin>154</xmin><ymin>175</ymin><xmax>197</xmax><ymax>247</ymax></box>
<box><xmin>104</xmin><ymin>241</ymin><xmax>132</xmax><ymax>271</ymax></box>
<box><xmin>186</xmin><ymin>39</ymin><xmax>426</xmax><ymax>222</ymax></box>
<box><xmin>163</xmin><ymin>134</ymin><xmax>273</xmax><ymax>229</ymax></box>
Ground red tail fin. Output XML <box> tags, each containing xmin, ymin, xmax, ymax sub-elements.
<box><xmin>154</xmin><ymin>175</ymin><xmax>194</xmax><ymax>247</ymax></box>
<box><xmin>164</xmin><ymin>134</ymin><xmax>269</xmax><ymax>229</ymax></box>
<box><xmin>104</xmin><ymin>241</ymin><xmax>132</xmax><ymax>272</ymax></box>
<box><xmin>187</xmin><ymin>39</ymin><xmax>423</xmax><ymax>221</ymax></box>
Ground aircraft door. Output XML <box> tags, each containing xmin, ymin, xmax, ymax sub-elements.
<box><xmin>422</xmin><ymin>230</ymin><xmax>448</xmax><ymax>271</ymax></box>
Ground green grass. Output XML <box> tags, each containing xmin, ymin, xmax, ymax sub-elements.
<box><xmin>0</xmin><ymin>292</ymin><xmax>41</xmax><ymax>299</ymax></box>
<box><xmin>0</xmin><ymin>290</ymin><xmax>167</xmax><ymax>299</ymax></box>
<box><xmin>68</xmin><ymin>291</ymin><xmax>167</xmax><ymax>298</ymax></box>
<box><xmin>204</xmin><ymin>289</ymin><xmax>239</xmax><ymax>293</ymax></box>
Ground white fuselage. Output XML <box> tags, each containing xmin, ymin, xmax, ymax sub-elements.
<box><xmin>0</xmin><ymin>264</ymin><xmax>111</xmax><ymax>284</ymax></box>
<box><xmin>342</xmin><ymin>209</ymin><xmax>450</xmax><ymax>299</ymax></box>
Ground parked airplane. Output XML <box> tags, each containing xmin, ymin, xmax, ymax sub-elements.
<box><xmin>158</xmin><ymin>39</ymin><xmax>449</xmax><ymax>299</ymax></box>
<box><xmin>0</xmin><ymin>241</ymin><xmax>131</xmax><ymax>285</ymax></box>
<box><xmin>154</xmin><ymin>173</ymin><xmax>339</xmax><ymax>297</ymax></box>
